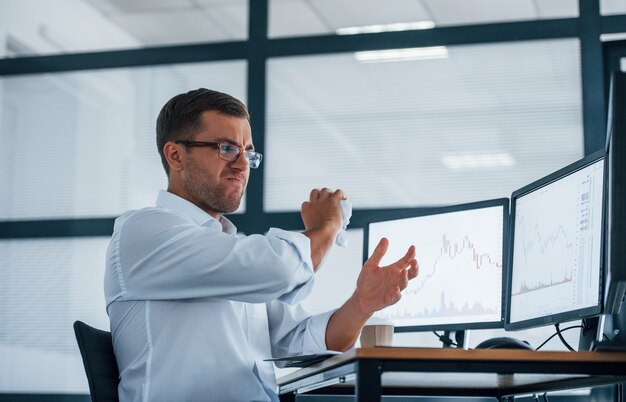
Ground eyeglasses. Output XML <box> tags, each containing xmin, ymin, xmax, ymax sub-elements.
<box><xmin>175</xmin><ymin>140</ymin><xmax>263</xmax><ymax>169</ymax></box>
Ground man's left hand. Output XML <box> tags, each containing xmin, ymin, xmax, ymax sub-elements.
<box><xmin>354</xmin><ymin>237</ymin><xmax>418</xmax><ymax>315</ymax></box>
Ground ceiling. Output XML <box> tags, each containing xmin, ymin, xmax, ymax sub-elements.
<box><xmin>1</xmin><ymin>0</ymin><xmax>624</xmax><ymax>57</ymax></box>
<box><xmin>78</xmin><ymin>0</ymin><xmax>626</xmax><ymax>47</ymax></box>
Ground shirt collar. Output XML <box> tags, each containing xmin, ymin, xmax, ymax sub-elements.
<box><xmin>156</xmin><ymin>190</ymin><xmax>237</xmax><ymax>235</ymax></box>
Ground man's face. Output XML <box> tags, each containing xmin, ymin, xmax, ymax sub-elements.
<box><xmin>180</xmin><ymin>110</ymin><xmax>252</xmax><ymax>216</ymax></box>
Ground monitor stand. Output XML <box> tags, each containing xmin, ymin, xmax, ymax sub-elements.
<box><xmin>578</xmin><ymin>316</ymin><xmax>603</xmax><ymax>351</ymax></box>
<box><xmin>589</xmin><ymin>306</ymin><xmax>626</xmax><ymax>351</ymax></box>
<box><xmin>441</xmin><ymin>330</ymin><xmax>468</xmax><ymax>349</ymax></box>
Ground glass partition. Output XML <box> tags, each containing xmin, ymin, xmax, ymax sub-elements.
<box><xmin>0</xmin><ymin>60</ymin><xmax>247</xmax><ymax>219</ymax></box>
<box><xmin>266</xmin><ymin>39</ymin><xmax>583</xmax><ymax>211</ymax></box>
<box><xmin>0</xmin><ymin>238</ymin><xmax>110</xmax><ymax>393</ymax></box>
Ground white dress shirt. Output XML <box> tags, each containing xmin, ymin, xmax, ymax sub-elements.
<box><xmin>104</xmin><ymin>190</ymin><xmax>334</xmax><ymax>402</ymax></box>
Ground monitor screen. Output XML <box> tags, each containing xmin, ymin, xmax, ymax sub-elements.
<box><xmin>364</xmin><ymin>198</ymin><xmax>508</xmax><ymax>331</ymax></box>
<box><xmin>506</xmin><ymin>152</ymin><xmax>605</xmax><ymax>330</ymax></box>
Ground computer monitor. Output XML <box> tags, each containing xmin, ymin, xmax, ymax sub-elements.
<box><xmin>506</xmin><ymin>151</ymin><xmax>605</xmax><ymax>331</ymax></box>
<box><xmin>364</xmin><ymin>198</ymin><xmax>508</xmax><ymax>332</ymax></box>
<box><xmin>604</xmin><ymin>71</ymin><xmax>626</xmax><ymax>315</ymax></box>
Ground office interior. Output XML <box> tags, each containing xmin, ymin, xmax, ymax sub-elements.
<box><xmin>1</xmin><ymin>0</ymin><xmax>626</xmax><ymax>401</ymax></box>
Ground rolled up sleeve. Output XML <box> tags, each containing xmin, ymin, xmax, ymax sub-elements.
<box><xmin>266</xmin><ymin>301</ymin><xmax>337</xmax><ymax>358</ymax></box>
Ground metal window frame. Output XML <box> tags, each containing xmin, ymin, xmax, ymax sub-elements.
<box><xmin>0</xmin><ymin>0</ymin><xmax>621</xmax><ymax>238</ymax></box>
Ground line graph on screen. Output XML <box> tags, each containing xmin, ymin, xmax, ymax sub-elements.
<box><xmin>369</xmin><ymin>205</ymin><xmax>504</xmax><ymax>328</ymax></box>
<box><xmin>509</xmin><ymin>160</ymin><xmax>604</xmax><ymax>324</ymax></box>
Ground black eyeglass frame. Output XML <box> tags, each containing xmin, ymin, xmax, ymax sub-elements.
<box><xmin>174</xmin><ymin>140</ymin><xmax>263</xmax><ymax>169</ymax></box>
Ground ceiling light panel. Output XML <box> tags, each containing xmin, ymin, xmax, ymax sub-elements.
<box><xmin>336</xmin><ymin>21</ymin><xmax>435</xmax><ymax>35</ymax></box>
<box><xmin>441</xmin><ymin>153</ymin><xmax>516</xmax><ymax>170</ymax></box>
<box><xmin>354</xmin><ymin>46</ymin><xmax>448</xmax><ymax>63</ymax></box>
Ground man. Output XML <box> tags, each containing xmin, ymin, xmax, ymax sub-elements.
<box><xmin>104</xmin><ymin>88</ymin><xmax>418</xmax><ymax>401</ymax></box>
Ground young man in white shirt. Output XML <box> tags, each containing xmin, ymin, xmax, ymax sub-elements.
<box><xmin>104</xmin><ymin>88</ymin><xmax>418</xmax><ymax>402</ymax></box>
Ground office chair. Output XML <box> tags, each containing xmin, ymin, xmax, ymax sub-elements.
<box><xmin>73</xmin><ymin>320</ymin><xmax>120</xmax><ymax>402</ymax></box>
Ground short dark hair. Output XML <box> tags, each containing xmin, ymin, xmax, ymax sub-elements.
<box><xmin>156</xmin><ymin>88</ymin><xmax>250</xmax><ymax>175</ymax></box>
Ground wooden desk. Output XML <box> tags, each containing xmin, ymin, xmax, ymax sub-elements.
<box><xmin>278</xmin><ymin>347</ymin><xmax>626</xmax><ymax>401</ymax></box>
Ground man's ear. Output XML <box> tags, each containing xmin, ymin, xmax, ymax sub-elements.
<box><xmin>163</xmin><ymin>142</ymin><xmax>184</xmax><ymax>173</ymax></box>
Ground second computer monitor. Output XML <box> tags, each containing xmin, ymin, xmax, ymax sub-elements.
<box><xmin>364</xmin><ymin>198</ymin><xmax>508</xmax><ymax>332</ymax></box>
<box><xmin>506</xmin><ymin>152</ymin><xmax>605</xmax><ymax>330</ymax></box>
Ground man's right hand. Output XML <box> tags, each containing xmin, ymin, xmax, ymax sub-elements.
<box><xmin>301</xmin><ymin>188</ymin><xmax>345</xmax><ymax>271</ymax></box>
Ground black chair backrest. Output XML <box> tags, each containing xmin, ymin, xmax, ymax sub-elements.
<box><xmin>73</xmin><ymin>320</ymin><xmax>120</xmax><ymax>402</ymax></box>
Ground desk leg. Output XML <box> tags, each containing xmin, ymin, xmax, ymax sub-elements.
<box><xmin>355</xmin><ymin>360</ymin><xmax>381</xmax><ymax>402</ymax></box>
<box><xmin>279</xmin><ymin>391</ymin><xmax>295</xmax><ymax>402</ymax></box>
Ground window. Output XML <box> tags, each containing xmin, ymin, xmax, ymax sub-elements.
<box><xmin>0</xmin><ymin>238</ymin><xmax>110</xmax><ymax>393</ymax></box>
<box><xmin>0</xmin><ymin>60</ymin><xmax>247</xmax><ymax>219</ymax></box>
<box><xmin>266</xmin><ymin>39</ymin><xmax>583</xmax><ymax>211</ymax></box>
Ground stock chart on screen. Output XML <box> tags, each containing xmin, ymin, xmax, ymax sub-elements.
<box><xmin>509</xmin><ymin>158</ymin><xmax>604</xmax><ymax>326</ymax></box>
<box><xmin>367</xmin><ymin>203</ymin><xmax>505</xmax><ymax>329</ymax></box>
